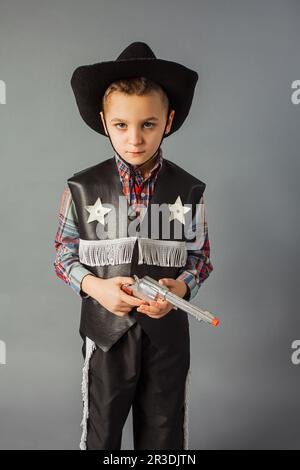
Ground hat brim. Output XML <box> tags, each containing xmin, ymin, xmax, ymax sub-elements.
<box><xmin>70</xmin><ymin>58</ymin><xmax>198</xmax><ymax>137</ymax></box>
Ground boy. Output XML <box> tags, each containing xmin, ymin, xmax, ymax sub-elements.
<box><xmin>53</xmin><ymin>42</ymin><xmax>213</xmax><ymax>450</ymax></box>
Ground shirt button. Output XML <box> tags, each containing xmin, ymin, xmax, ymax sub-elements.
<box><xmin>141</xmin><ymin>192</ymin><xmax>145</xmax><ymax>197</ymax></box>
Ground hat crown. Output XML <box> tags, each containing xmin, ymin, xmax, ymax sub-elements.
<box><xmin>116</xmin><ymin>42</ymin><xmax>157</xmax><ymax>61</ymax></box>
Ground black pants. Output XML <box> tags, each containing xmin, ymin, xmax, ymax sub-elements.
<box><xmin>84</xmin><ymin>322</ymin><xmax>190</xmax><ymax>450</ymax></box>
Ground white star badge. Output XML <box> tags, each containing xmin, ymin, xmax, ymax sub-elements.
<box><xmin>85</xmin><ymin>197</ymin><xmax>112</xmax><ymax>225</ymax></box>
<box><xmin>168</xmin><ymin>195</ymin><xmax>191</xmax><ymax>225</ymax></box>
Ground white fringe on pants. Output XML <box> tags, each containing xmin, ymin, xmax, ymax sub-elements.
<box><xmin>183</xmin><ymin>368</ymin><xmax>191</xmax><ymax>450</ymax></box>
<box><xmin>79</xmin><ymin>336</ymin><xmax>96</xmax><ymax>450</ymax></box>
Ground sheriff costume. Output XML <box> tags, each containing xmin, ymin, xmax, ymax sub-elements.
<box><xmin>54</xmin><ymin>42</ymin><xmax>214</xmax><ymax>450</ymax></box>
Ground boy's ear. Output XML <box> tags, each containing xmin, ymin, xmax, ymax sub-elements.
<box><xmin>99</xmin><ymin>111</ymin><xmax>109</xmax><ymax>136</ymax></box>
<box><xmin>165</xmin><ymin>109</ymin><xmax>175</xmax><ymax>135</ymax></box>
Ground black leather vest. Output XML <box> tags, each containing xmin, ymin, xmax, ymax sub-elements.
<box><xmin>67</xmin><ymin>156</ymin><xmax>206</xmax><ymax>352</ymax></box>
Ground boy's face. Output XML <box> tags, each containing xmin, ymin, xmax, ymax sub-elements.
<box><xmin>100</xmin><ymin>91</ymin><xmax>175</xmax><ymax>167</ymax></box>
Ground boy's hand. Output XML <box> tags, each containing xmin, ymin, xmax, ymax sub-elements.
<box><xmin>136</xmin><ymin>278</ymin><xmax>188</xmax><ymax>319</ymax></box>
<box><xmin>84</xmin><ymin>276</ymin><xmax>148</xmax><ymax>317</ymax></box>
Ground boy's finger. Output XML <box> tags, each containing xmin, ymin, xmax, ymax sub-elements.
<box><xmin>156</xmin><ymin>299</ymin><xmax>168</xmax><ymax>305</ymax></box>
<box><xmin>117</xmin><ymin>277</ymin><xmax>135</xmax><ymax>285</ymax></box>
<box><xmin>139</xmin><ymin>301</ymin><xmax>161</xmax><ymax>314</ymax></box>
<box><xmin>120</xmin><ymin>291</ymin><xmax>147</xmax><ymax>307</ymax></box>
<box><xmin>159</xmin><ymin>278</ymin><xmax>174</xmax><ymax>286</ymax></box>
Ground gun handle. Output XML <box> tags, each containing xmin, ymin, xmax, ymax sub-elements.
<box><xmin>121</xmin><ymin>284</ymin><xmax>133</xmax><ymax>295</ymax></box>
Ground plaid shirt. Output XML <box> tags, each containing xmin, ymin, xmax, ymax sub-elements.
<box><xmin>53</xmin><ymin>148</ymin><xmax>213</xmax><ymax>300</ymax></box>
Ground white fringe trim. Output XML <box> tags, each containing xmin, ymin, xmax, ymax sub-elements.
<box><xmin>138</xmin><ymin>238</ymin><xmax>187</xmax><ymax>267</ymax></box>
<box><xmin>79</xmin><ymin>336</ymin><xmax>97</xmax><ymax>450</ymax></box>
<box><xmin>79</xmin><ymin>237</ymin><xmax>187</xmax><ymax>267</ymax></box>
<box><xmin>183</xmin><ymin>368</ymin><xmax>191</xmax><ymax>450</ymax></box>
<box><xmin>79</xmin><ymin>237</ymin><xmax>137</xmax><ymax>266</ymax></box>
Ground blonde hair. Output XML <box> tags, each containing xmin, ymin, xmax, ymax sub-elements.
<box><xmin>102</xmin><ymin>76</ymin><xmax>170</xmax><ymax>115</ymax></box>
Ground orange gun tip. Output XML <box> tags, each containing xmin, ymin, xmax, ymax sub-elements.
<box><xmin>212</xmin><ymin>318</ymin><xmax>220</xmax><ymax>327</ymax></box>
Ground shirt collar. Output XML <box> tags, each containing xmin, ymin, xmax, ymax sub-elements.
<box><xmin>114</xmin><ymin>147</ymin><xmax>164</xmax><ymax>180</ymax></box>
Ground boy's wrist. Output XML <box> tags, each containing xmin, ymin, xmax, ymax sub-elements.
<box><xmin>182</xmin><ymin>282</ymin><xmax>191</xmax><ymax>300</ymax></box>
<box><xmin>81</xmin><ymin>273</ymin><xmax>101</xmax><ymax>296</ymax></box>
<box><xmin>176</xmin><ymin>279</ymin><xmax>189</xmax><ymax>299</ymax></box>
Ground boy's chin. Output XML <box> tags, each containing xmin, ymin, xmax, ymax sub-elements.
<box><xmin>122</xmin><ymin>153</ymin><xmax>148</xmax><ymax>164</ymax></box>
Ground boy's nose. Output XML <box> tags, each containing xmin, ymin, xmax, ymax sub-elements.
<box><xmin>128</xmin><ymin>130</ymin><xmax>143</xmax><ymax>144</ymax></box>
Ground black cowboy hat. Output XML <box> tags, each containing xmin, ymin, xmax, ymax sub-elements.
<box><xmin>70</xmin><ymin>42</ymin><xmax>199</xmax><ymax>137</ymax></box>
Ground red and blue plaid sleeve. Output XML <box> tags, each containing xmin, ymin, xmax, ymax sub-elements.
<box><xmin>176</xmin><ymin>195</ymin><xmax>214</xmax><ymax>300</ymax></box>
<box><xmin>53</xmin><ymin>186</ymin><xmax>94</xmax><ymax>298</ymax></box>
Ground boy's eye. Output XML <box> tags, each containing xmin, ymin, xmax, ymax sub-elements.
<box><xmin>143</xmin><ymin>122</ymin><xmax>155</xmax><ymax>128</ymax></box>
<box><xmin>114</xmin><ymin>122</ymin><xmax>156</xmax><ymax>129</ymax></box>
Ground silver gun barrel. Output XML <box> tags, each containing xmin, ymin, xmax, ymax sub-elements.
<box><xmin>134</xmin><ymin>275</ymin><xmax>219</xmax><ymax>327</ymax></box>
<box><xmin>165</xmin><ymin>291</ymin><xmax>218</xmax><ymax>325</ymax></box>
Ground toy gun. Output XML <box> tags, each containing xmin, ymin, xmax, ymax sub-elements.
<box><xmin>121</xmin><ymin>275</ymin><xmax>219</xmax><ymax>327</ymax></box>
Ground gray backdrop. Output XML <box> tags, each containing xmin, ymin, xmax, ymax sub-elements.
<box><xmin>0</xmin><ymin>0</ymin><xmax>299</xmax><ymax>450</ymax></box>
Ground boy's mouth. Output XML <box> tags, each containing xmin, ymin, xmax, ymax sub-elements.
<box><xmin>128</xmin><ymin>151</ymin><xmax>145</xmax><ymax>155</ymax></box>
